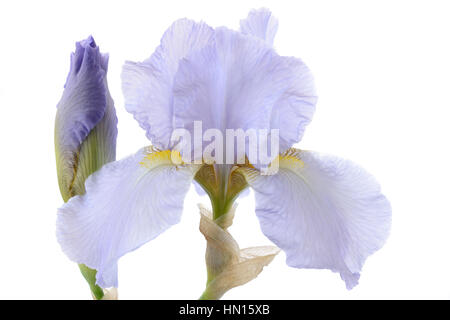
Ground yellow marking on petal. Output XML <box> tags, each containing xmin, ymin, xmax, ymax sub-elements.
<box><xmin>267</xmin><ymin>148</ymin><xmax>302</xmax><ymax>170</ymax></box>
<box><xmin>235</xmin><ymin>166</ymin><xmax>259</xmax><ymax>184</ymax></box>
<box><xmin>260</xmin><ymin>150</ymin><xmax>305</xmax><ymax>176</ymax></box>
<box><xmin>139</xmin><ymin>148</ymin><xmax>184</xmax><ymax>170</ymax></box>
<box><xmin>279</xmin><ymin>153</ymin><xmax>305</xmax><ymax>170</ymax></box>
<box><xmin>171</xmin><ymin>150</ymin><xmax>184</xmax><ymax>165</ymax></box>
<box><xmin>237</xmin><ymin>148</ymin><xmax>305</xmax><ymax>182</ymax></box>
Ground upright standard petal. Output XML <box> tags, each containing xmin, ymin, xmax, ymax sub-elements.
<box><xmin>240</xmin><ymin>8</ymin><xmax>279</xmax><ymax>46</ymax></box>
<box><xmin>57</xmin><ymin>147</ymin><xmax>199</xmax><ymax>288</ymax></box>
<box><xmin>122</xmin><ymin>19</ymin><xmax>214</xmax><ymax>149</ymax></box>
<box><xmin>173</xmin><ymin>27</ymin><xmax>317</xmax><ymax>160</ymax></box>
<box><xmin>55</xmin><ymin>36</ymin><xmax>117</xmax><ymax>201</ymax></box>
<box><xmin>239</xmin><ymin>149</ymin><xmax>391</xmax><ymax>289</ymax></box>
<box><xmin>270</xmin><ymin>57</ymin><xmax>317</xmax><ymax>152</ymax></box>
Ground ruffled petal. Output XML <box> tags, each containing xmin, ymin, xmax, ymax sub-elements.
<box><xmin>270</xmin><ymin>57</ymin><xmax>317</xmax><ymax>152</ymax></box>
<box><xmin>173</xmin><ymin>27</ymin><xmax>280</xmax><ymax>134</ymax></box>
<box><xmin>57</xmin><ymin>147</ymin><xmax>199</xmax><ymax>288</ymax></box>
<box><xmin>122</xmin><ymin>19</ymin><xmax>214</xmax><ymax>149</ymax></box>
<box><xmin>240</xmin><ymin>8</ymin><xmax>279</xmax><ymax>45</ymax></box>
<box><xmin>173</xmin><ymin>28</ymin><xmax>316</xmax><ymax>162</ymax></box>
<box><xmin>239</xmin><ymin>149</ymin><xmax>391</xmax><ymax>289</ymax></box>
<box><xmin>241</xmin><ymin>9</ymin><xmax>316</xmax><ymax>151</ymax></box>
<box><xmin>123</xmin><ymin>15</ymin><xmax>316</xmax><ymax>156</ymax></box>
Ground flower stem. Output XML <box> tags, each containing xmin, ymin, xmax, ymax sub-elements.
<box><xmin>78</xmin><ymin>264</ymin><xmax>104</xmax><ymax>300</ymax></box>
<box><xmin>198</xmin><ymin>288</ymin><xmax>216</xmax><ymax>300</ymax></box>
<box><xmin>211</xmin><ymin>164</ymin><xmax>232</xmax><ymax>220</ymax></box>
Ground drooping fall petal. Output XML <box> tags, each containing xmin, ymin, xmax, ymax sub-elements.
<box><xmin>239</xmin><ymin>149</ymin><xmax>391</xmax><ymax>289</ymax></box>
<box><xmin>57</xmin><ymin>147</ymin><xmax>199</xmax><ymax>287</ymax></box>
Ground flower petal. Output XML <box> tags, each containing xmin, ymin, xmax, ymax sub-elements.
<box><xmin>271</xmin><ymin>57</ymin><xmax>317</xmax><ymax>152</ymax></box>
<box><xmin>239</xmin><ymin>149</ymin><xmax>391</xmax><ymax>289</ymax></box>
<box><xmin>173</xmin><ymin>27</ymin><xmax>281</xmax><ymax>134</ymax></box>
<box><xmin>241</xmin><ymin>9</ymin><xmax>317</xmax><ymax>151</ymax></box>
<box><xmin>173</xmin><ymin>28</ymin><xmax>317</xmax><ymax>161</ymax></box>
<box><xmin>122</xmin><ymin>19</ymin><xmax>214</xmax><ymax>149</ymax></box>
<box><xmin>240</xmin><ymin>8</ymin><xmax>279</xmax><ymax>45</ymax></box>
<box><xmin>57</xmin><ymin>147</ymin><xmax>199</xmax><ymax>288</ymax></box>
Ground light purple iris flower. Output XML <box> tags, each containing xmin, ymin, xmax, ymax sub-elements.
<box><xmin>57</xmin><ymin>9</ymin><xmax>391</xmax><ymax>290</ymax></box>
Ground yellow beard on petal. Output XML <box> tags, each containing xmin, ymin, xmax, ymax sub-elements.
<box><xmin>237</xmin><ymin>148</ymin><xmax>306</xmax><ymax>182</ymax></box>
<box><xmin>139</xmin><ymin>147</ymin><xmax>184</xmax><ymax>169</ymax></box>
<box><xmin>278</xmin><ymin>149</ymin><xmax>305</xmax><ymax>170</ymax></box>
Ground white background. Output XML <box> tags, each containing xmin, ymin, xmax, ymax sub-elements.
<box><xmin>0</xmin><ymin>0</ymin><xmax>449</xmax><ymax>299</ymax></box>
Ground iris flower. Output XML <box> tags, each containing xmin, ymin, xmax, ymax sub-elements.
<box><xmin>57</xmin><ymin>8</ymin><xmax>391</xmax><ymax>297</ymax></box>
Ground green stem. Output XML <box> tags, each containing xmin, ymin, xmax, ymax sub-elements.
<box><xmin>78</xmin><ymin>264</ymin><xmax>104</xmax><ymax>300</ymax></box>
<box><xmin>199</xmin><ymin>287</ymin><xmax>221</xmax><ymax>300</ymax></box>
<box><xmin>198</xmin><ymin>290</ymin><xmax>212</xmax><ymax>300</ymax></box>
<box><xmin>211</xmin><ymin>164</ymin><xmax>232</xmax><ymax>220</ymax></box>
